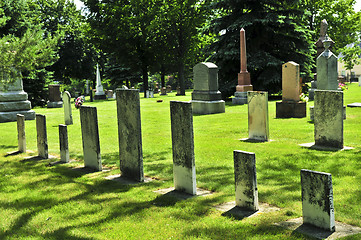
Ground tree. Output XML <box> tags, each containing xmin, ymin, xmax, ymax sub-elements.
<box><xmin>340</xmin><ymin>44</ymin><xmax>361</xmax><ymax>80</ymax></box>
<box><xmin>207</xmin><ymin>0</ymin><xmax>314</xmax><ymax>98</ymax></box>
<box><xmin>84</xmin><ymin>0</ymin><xmax>159</xmax><ymax>97</ymax></box>
<box><xmin>301</xmin><ymin>0</ymin><xmax>361</xmax><ymax>54</ymax></box>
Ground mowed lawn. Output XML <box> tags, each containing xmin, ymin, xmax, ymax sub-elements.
<box><xmin>0</xmin><ymin>84</ymin><xmax>360</xmax><ymax>239</ymax></box>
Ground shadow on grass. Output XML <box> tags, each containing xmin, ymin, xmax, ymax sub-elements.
<box><xmin>0</xmin><ymin>144</ymin><xmax>17</xmax><ymax>150</ymax></box>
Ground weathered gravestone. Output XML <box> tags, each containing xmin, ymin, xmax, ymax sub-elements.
<box><xmin>234</xmin><ymin>150</ymin><xmax>259</xmax><ymax>211</ymax></box>
<box><xmin>36</xmin><ymin>114</ymin><xmax>48</xmax><ymax>159</ymax></box>
<box><xmin>191</xmin><ymin>62</ymin><xmax>225</xmax><ymax>115</ymax></box>
<box><xmin>160</xmin><ymin>87</ymin><xmax>167</xmax><ymax>95</ymax></box>
<box><xmin>59</xmin><ymin>124</ymin><xmax>69</xmax><ymax>163</ymax></box>
<box><xmin>317</xmin><ymin>35</ymin><xmax>338</xmax><ymax>91</ymax></box>
<box><xmin>94</xmin><ymin>64</ymin><xmax>106</xmax><ymax>100</ymax></box>
<box><xmin>17</xmin><ymin>114</ymin><xmax>26</xmax><ymax>153</ymax></box>
<box><xmin>248</xmin><ymin>91</ymin><xmax>269</xmax><ymax>142</ymax></box>
<box><xmin>170</xmin><ymin>101</ymin><xmax>196</xmax><ymax>195</ymax></box>
<box><xmin>80</xmin><ymin>106</ymin><xmax>102</xmax><ymax>171</ymax></box>
<box><xmin>0</xmin><ymin>74</ymin><xmax>35</xmax><ymax>122</ymax></box>
<box><xmin>301</xmin><ymin>169</ymin><xmax>335</xmax><ymax>232</ymax></box>
<box><xmin>47</xmin><ymin>84</ymin><xmax>63</xmax><ymax>108</ymax></box>
<box><xmin>116</xmin><ymin>89</ymin><xmax>144</xmax><ymax>182</ymax></box>
<box><xmin>233</xmin><ymin>28</ymin><xmax>253</xmax><ymax>105</ymax></box>
<box><xmin>62</xmin><ymin>91</ymin><xmax>73</xmax><ymax>125</ymax></box>
<box><xmin>276</xmin><ymin>62</ymin><xmax>306</xmax><ymax>118</ymax></box>
<box><xmin>314</xmin><ymin>90</ymin><xmax>343</xmax><ymax>149</ymax></box>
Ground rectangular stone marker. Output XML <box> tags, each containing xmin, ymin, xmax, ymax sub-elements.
<box><xmin>36</xmin><ymin>114</ymin><xmax>48</xmax><ymax>159</ymax></box>
<box><xmin>17</xmin><ymin>114</ymin><xmax>26</xmax><ymax>153</ymax></box>
<box><xmin>170</xmin><ymin>101</ymin><xmax>196</xmax><ymax>195</ymax></box>
<box><xmin>301</xmin><ymin>169</ymin><xmax>335</xmax><ymax>232</ymax></box>
<box><xmin>116</xmin><ymin>89</ymin><xmax>144</xmax><ymax>182</ymax></box>
<box><xmin>59</xmin><ymin>124</ymin><xmax>69</xmax><ymax>163</ymax></box>
<box><xmin>314</xmin><ymin>90</ymin><xmax>343</xmax><ymax>149</ymax></box>
<box><xmin>359</xmin><ymin>76</ymin><xmax>361</xmax><ymax>87</ymax></box>
<box><xmin>248</xmin><ymin>91</ymin><xmax>269</xmax><ymax>141</ymax></box>
<box><xmin>234</xmin><ymin>150</ymin><xmax>259</xmax><ymax>211</ymax></box>
<box><xmin>282</xmin><ymin>61</ymin><xmax>300</xmax><ymax>102</ymax></box>
<box><xmin>80</xmin><ymin>106</ymin><xmax>102</xmax><ymax>171</ymax></box>
<box><xmin>63</xmin><ymin>91</ymin><xmax>73</xmax><ymax>125</ymax></box>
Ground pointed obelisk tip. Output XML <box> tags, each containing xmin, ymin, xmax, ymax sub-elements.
<box><xmin>240</xmin><ymin>28</ymin><xmax>245</xmax><ymax>32</ymax></box>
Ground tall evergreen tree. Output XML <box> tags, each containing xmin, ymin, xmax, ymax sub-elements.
<box><xmin>207</xmin><ymin>0</ymin><xmax>314</xmax><ymax>98</ymax></box>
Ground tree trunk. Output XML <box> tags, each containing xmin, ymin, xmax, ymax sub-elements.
<box><xmin>142</xmin><ymin>65</ymin><xmax>148</xmax><ymax>98</ymax></box>
<box><xmin>177</xmin><ymin>61</ymin><xmax>186</xmax><ymax>95</ymax></box>
<box><xmin>161</xmin><ymin>64</ymin><xmax>165</xmax><ymax>88</ymax></box>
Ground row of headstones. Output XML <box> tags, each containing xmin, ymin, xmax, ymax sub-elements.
<box><xmin>16</xmin><ymin>104</ymin><xmax>335</xmax><ymax>232</ymax></box>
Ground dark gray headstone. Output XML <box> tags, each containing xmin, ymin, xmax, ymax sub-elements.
<box><xmin>80</xmin><ymin>106</ymin><xmax>102</xmax><ymax>171</ymax></box>
<box><xmin>116</xmin><ymin>89</ymin><xmax>144</xmax><ymax>182</ymax></box>
<box><xmin>234</xmin><ymin>150</ymin><xmax>259</xmax><ymax>211</ymax></box>
<box><xmin>59</xmin><ymin>124</ymin><xmax>69</xmax><ymax>163</ymax></box>
<box><xmin>17</xmin><ymin>114</ymin><xmax>26</xmax><ymax>153</ymax></box>
<box><xmin>36</xmin><ymin>114</ymin><xmax>48</xmax><ymax>159</ymax></box>
<box><xmin>314</xmin><ymin>90</ymin><xmax>343</xmax><ymax>149</ymax></box>
<box><xmin>170</xmin><ymin>101</ymin><xmax>196</xmax><ymax>195</ymax></box>
<box><xmin>301</xmin><ymin>169</ymin><xmax>335</xmax><ymax>232</ymax></box>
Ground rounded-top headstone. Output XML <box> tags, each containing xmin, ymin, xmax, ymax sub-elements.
<box><xmin>193</xmin><ymin>62</ymin><xmax>219</xmax><ymax>92</ymax></box>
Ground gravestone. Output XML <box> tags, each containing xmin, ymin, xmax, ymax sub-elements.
<box><xmin>47</xmin><ymin>84</ymin><xmax>63</xmax><ymax>108</ymax></box>
<box><xmin>116</xmin><ymin>89</ymin><xmax>144</xmax><ymax>182</ymax></box>
<box><xmin>80</xmin><ymin>106</ymin><xmax>102</xmax><ymax>171</ymax></box>
<box><xmin>94</xmin><ymin>64</ymin><xmax>106</xmax><ymax>100</ymax></box>
<box><xmin>317</xmin><ymin>35</ymin><xmax>338</xmax><ymax>91</ymax></box>
<box><xmin>308</xmin><ymin>77</ymin><xmax>317</xmax><ymax>101</ymax></box>
<box><xmin>106</xmin><ymin>90</ymin><xmax>114</xmax><ymax>98</ymax></box>
<box><xmin>17</xmin><ymin>114</ymin><xmax>26</xmax><ymax>153</ymax></box>
<box><xmin>166</xmin><ymin>85</ymin><xmax>172</xmax><ymax>93</ymax></box>
<box><xmin>301</xmin><ymin>169</ymin><xmax>335</xmax><ymax>232</ymax></box>
<box><xmin>36</xmin><ymin>114</ymin><xmax>48</xmax><ymax>159</ymax></box>
<box><xmin>314</xmin><ymin>90</ymin><xmax>343</xmax><ymax>149</ymax></box>
<box><xmin>233</xmin><ymin>28</ymin><xmax>253</xmax><ymax>105</ymax></box>
<box><xmin>0</xmin><ymin>74</ymin><xmax>35</xmax><ymax>122</ymax></box>
<box><xmin>248</xmin><ymin>91</ymin><xmax>269</xmax><ymax>141</ymax></box>
<box><xmin>62</xmin><ymin>91</ymin><xmax>73</xmax><ymax>125</ymax></box>
<box><xmin>234</xmin><ymin>150</ymin><xmax>259</xmax><ymax>211</ymax></box>
<box><xmin>145</xmin><ymin>90</ymin><xmax>154</xmax><ymax>98</ymax></box>
<box><xmin>59</xmin><ymin>124</ymin><xmax>69</xmax><ymax>163</ymax></box>
<box><xmin>170</xmin><ymin>101</ymin><xmax>196</xmax><ymax>195</ymax></box>
<box><xmin>160</xmin><ymin>87</ymin><xmax>167</xmax><ymax>95</ymax></box>
<box><xmin>359</xmin><ymin>76</ymin><xmax>361</xmax><ymax>87</ymax></box>
<box><xmin>191</xmin><ymin>62</ymin><xmax>225</xmax><ymax>115</ymax></box>
<box><xmin>276</xmin><ymin>62</ymin><xmax>306</xmax><ymax>118</ymax></box>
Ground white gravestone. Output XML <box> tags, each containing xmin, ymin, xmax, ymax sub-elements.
<box><xmin>63</xmin><ymin>91</ymin><xmax>73</xmax><ymax>125</ymax></box>
<box><xmin>80</xmin><ymin>106</ymin><xmax>102</xmax><ymax>171</ymax></box>
<box><xmin>301</xmin><ymin>169</ymin><xmax>335</xmax><ymax>232</ymax></box>
<box><xmin>170</xmin><ymin>101</ymin><xmax>196</xmax><ymax>195</ymax></box>
<box><xmin>59</xmin><ymin>124</ymin><xmax>69</xmax><ymax>163</ymax></box>
<box><xmin>94</xmin><ymin>64</ymin><xmax>106</xmax><ymax>100</ymax></box>
<box><xmin>247</xmin><ymin>91</ymin><xmax>269</xmax><ymax>141</ymax></box>
<box><xmin>234</xmin><ymin>150</ymin><xmax>259</xmax><ymax>211</ymax></box>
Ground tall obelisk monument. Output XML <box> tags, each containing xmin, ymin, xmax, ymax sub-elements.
<box><xmin>233</xmin><ymin>28</ymin><xmax>253</xmax><ymax>105</ymax></box>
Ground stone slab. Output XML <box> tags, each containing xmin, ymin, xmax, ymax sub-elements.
<box><xmin>299</xmin><ymin>142</ymin><xmax>353</xmax><ymax>151</ymax></box>
<box><xmin>0</xmin><ymin>110</ymin><xmax>35</xmax><ymax>122</ymax></box>
<box><xmin>36</xmin><ymin>114</ymin><xmax>48</xmax><ymax>159</ymax></box>
<box><xmin>282</xmin><ymin>61</ymin><xmax>300</xmax><ymax>102</ymax></box>
<box><xmin>347</xmin><ymin>102</ymin><xmax>361</xmax><ymax>108</ymax></box>
<box><xmin>191</xmin><ymin>90</ymin><xmax>222</xmax><ymax>101</ymax></box>
<box><xmin>275</xmin><ymin>217</ymin><xmax>361</xmax><ymax>240</ymax></box>
<box><xmin>214</xmin><ymin>201</ymin><xmax>280</xmax><ymax>219</ymax></box>
<box><xmin>234</xmin><ymin>150</ymin><xmax>258</xmax><ymax>211</ymax></box>
<box><xmin>94</xmin><ymin>94</ymin><xmax>106</xmax><ymax>100</ymax></box>
<box><xmin>314</xmin><ymin>90</ymin><xmax>343</xmax><ymax>149</ymax></box>
<box><xmin>47</xmin><ymin>101</ymin><xmax>63</xmax><ymax>108</ymax></box>
<box><xmin>301</xmin><ymin>169</ymin><xmax>335</xmax><ymax>231</ymax></box>
<box><xmin>193</xmin><ymin>62</ymin><xmax>219</xmax><ymax>91</ymax></box>
<box><xmin>276</xmin><ymin>101</ymin><xmax>306</xmax><ymax>118</ymax></box>
<box><xmin>17</xmin><ymin>114</ymin><xmax>26</xmax><ymax>153</ymax></box>
<box><xmin>316</xmin><ymin>49</ymin><xmax>338</xmax><ymax>91</ymax></box>
<box><xmin>63</xmin><ymin>91</ymin><xmax>73</xmax><ymax>125</ymax></box>
<box><xmin>310</xmin><ymin>106</ymin><xmax>346</xmax><ymax>121</ymax></box>
<box><xmin>248</xmin><ymin>91</ymin><xmax>269</xmax><ymax>142</ymax></box>
<box><xmin>153</xmin><ymin>187</ymin><xmax>213</xmax><ymax>200</ymax></box>
<box><xmin>116</xmin><ymin>89</ymin><xmax>144</xmax><ymax>182</ymax></box>
<box><xmin>0</xmin><ymin>91</ymin><xmax>28</xmax><ymax>102</ymax></box>
<box><xmin>170</xmin><ymin>101</ymin><xmax>196</xmax><ymax>195</ymax></box>
<box><xmin>191</xmin><ymin>100</ymin><xmax>225</xmax><ymax>115</ymax></box>
<box><xmin>0</xmin><ymin>100</ymin><xmax>31</xmax><ymax>112</ymax></box>
<box><xmin>80</xmin><ymin>106</ymin><xmax>102</xmax><ymax>171</ymax></box>
<box><xmin>59</xmin><ymin>124</ymin><xmax>69</xmax><ymax>163</ymax></box>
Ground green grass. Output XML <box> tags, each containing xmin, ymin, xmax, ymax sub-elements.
<box><xmin>1</xmin><ymin>84</ymin><xmax>361</xmax><ymax>239</ymax></box>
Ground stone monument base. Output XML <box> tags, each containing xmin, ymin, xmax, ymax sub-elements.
<box><xmin>232</xmin><ymin>91</ymin><xmax>248</xmax><ymax>105</ymax></box>
<box><xmin>276</xmin><ymin>101</ymin><xmax>306</xmax><ymax>118</ymax></box>
<box><xmin>0</xmin><ymin>109</ymin><xmax>35</xmax><ymax>123</ymax></box>
<box><xmin>310</xmin><ymin>106</ymin><xmax>346</xmax><ymax>121</ymax></box>
<box><xmin>192</xmin><ymin>100</ymin><xmax>225</xmax><ymax>115</ymax></box>
<box><xmin>94</xmin><ymin>94</ymin><xmax>106</xmax><ymax>100</ymax></box>
<box><xmin>308</xmin><ymin>89</ymin><xmax>315</xmax><ymax>100</ymax></box>
<box><xmin>47</xmin><ymin>101</ymin><xmax>63</xmax><ymax>108</ymax></box>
